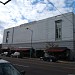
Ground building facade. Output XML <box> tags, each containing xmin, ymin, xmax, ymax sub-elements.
<box><xmin>2</xmin><ymin>12</ymin><xmax>75</xmax><ymax>60</ymax></box>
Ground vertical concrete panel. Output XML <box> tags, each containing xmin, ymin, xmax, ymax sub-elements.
<box><xmin>62</xmin><ymin>13</ymin><xmax>73</xmax><ymax>40</ymax></box>
<box><xmin>3</xmin><ymin>28</ymin><xmax>13</xmax><ymax>44</ymax></box>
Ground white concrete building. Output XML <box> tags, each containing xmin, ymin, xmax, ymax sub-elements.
<box><xmin>2</xmin><ymin>12</ymin><xmax>75</xmax><ymax>60</ymax></box>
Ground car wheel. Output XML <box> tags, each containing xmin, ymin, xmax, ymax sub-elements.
<box><xmin>50</xmin><ymin>59</ymin><xmax>52</xmax><ymax>62</ymax></box>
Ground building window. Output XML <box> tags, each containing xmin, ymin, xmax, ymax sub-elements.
<box><xmin>55</xmin><ymin>20</ymin><xmax>62</xmax><ymax>40</ymax></box>
<box><xmin>6</xmin><ymin>31</ymin><xmax>10</xmax><ymax>43</ymax></box>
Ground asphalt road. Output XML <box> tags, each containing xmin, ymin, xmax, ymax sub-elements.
<box><xmin>0</xmin><ymin>56</ymin><xmax>75</xmax><ymax>75</ymax></box>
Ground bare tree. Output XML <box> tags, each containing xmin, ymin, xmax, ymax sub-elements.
<box><xmin>46</xmin><ymin>42</ymin><xmax>58</xmax><ymax>49</ymax></box>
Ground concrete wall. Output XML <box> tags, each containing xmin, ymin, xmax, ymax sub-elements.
<box><xmin>3</xmin><ymin>12</ymin><xmax>74</xmax><ymax>45</ymax></box>
<box><xmin>3</xmin><ymin>28</ymin><xmax>13</xmax><ymax>44</ymax></box>
<box><xmin>47</xmin><ymin>13</ymin><xmax>73</xmax><ymax>41</ymax></box>
<box><xmin>13</xmin><ymin>20</ymin><xmax>48</xmax><ymax>44</ymax></box>
<box><xmin>73</xmin><ymin>13</ymin><xmax>75</xmax><ymax>59</ymax></box>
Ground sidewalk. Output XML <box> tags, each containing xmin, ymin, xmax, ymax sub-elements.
<box><xmin>33</xmin><ymin>58</ymin><xmax>75</xmax><ymax>64</ymax></box>
<box><xmin>56</xmin><ymin>60</ymin><xmax>75</xmax><ymax>64</ymax></box>
<box><xmin>23</xmin><ymin>57</ymin><xmax>75</xmax><ymax>64</ymax></box>
<box><xmin>1</xmin><ymin>55</ymin><xmax>75</xmax><ymax>64</ymax></box>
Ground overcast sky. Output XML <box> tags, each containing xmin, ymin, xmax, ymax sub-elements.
<box><xmin>0</xmin><ymin>0</ymin><xmax>75</xmax><ymax>43</ymax></box>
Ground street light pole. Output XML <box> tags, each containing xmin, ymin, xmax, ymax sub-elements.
<box><xmin>26</xmin><ymin>28</ymin><xmax>33</xmax><ymax>58</ymax></box>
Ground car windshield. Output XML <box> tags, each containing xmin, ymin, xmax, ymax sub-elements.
<box><xmin>0</xmin><ymin>63</ymin><xmax>22</xmax><ymax>75</ymax></box>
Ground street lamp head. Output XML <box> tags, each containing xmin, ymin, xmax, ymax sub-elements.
<box><xmin>26</xmin><ymin>28</ymin><xmax>29</xmax><ymax>30</ymax></box>
<box><xmin>26</xmin><ymin>28</ymin><xmax>33</xmax><ymax>32</ymax></box>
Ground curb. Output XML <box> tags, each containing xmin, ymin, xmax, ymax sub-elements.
<box><xmin>57</xmin><ymin>60</ymin><xmax>75</xmax><ymax>64</ymax></box>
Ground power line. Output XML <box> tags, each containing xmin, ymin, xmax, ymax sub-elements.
<box><xmin>54</xmin><ymin>6</ymin><xmax>73</xmax><ymax>24</ymax></box>
<box><xmin>23</xmin><ymin>0</ymin><xmax>74</xmax><ymax>24</ymax></box>
<box><xmin>47</xmin><ymin>0</ymin><xmax>74</xmax><ymax>25</ymax></box>
<box><xmin>0</xmin><ymin>0</ymin><xmax>11</xmax><ymax>5</ymax></box>
<box><xmin>70</xmin><ymin>1</ymin><xmax>75</xmax><ymax>12</ymax></box>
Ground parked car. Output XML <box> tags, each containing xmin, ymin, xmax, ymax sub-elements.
<box><xmin>11</xmin><ymin>52</ymin><xmax>20</xmax><ymax>58</ymax></box>
<box><xmin>0</xmin><ymin>58</ymin><xmax>25</xmax><ymax>75</ymax></box>
<box><xmin>1</xmin><ymin>52</ymin><xmax>8</xmax><ymax>56</ymax></box>
<box><xmin>40</xmin><ymin>55</ymin><xmax>58</xmax><ymax>62</ymax></box>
